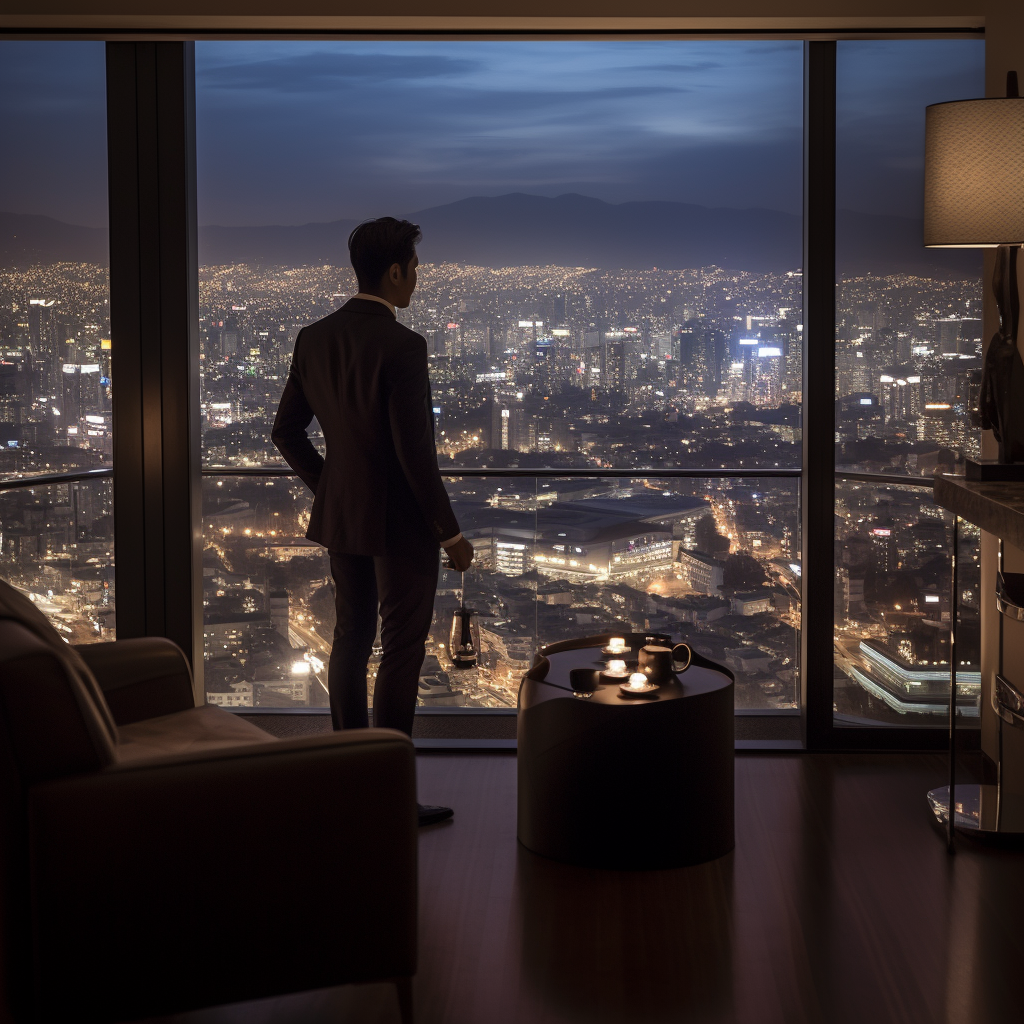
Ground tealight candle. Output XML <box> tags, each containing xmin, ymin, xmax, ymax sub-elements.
<box><xmin>602</xmin><ymin>658</ymin><xmax>630</xmax><ymax>680</ymax></box>
<box><xmin>618</xmin><ymin>671</ymin><xmax>659</xmax><ymax>698</ymax></box>
<box><xmin>607</xmin><ymin>637</ymin><xmax>626</xmax><ymax>653</ymax></box>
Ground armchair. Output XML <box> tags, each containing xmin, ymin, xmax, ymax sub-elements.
<box><xmin>0</xmin><ymin>581</ymin><xmax>417</xmax><ymax>1024</ymax></box>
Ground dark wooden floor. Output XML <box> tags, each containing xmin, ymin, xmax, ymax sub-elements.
<box><xmin>145</xmin><ymin>751</ymin><xmax>1024</xmax><ymax>1024</ymax></box>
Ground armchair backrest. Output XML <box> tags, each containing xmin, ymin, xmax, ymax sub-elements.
<box><xmin>0</xmin><ymin>579</ymin><xmax>118</xmax><ymax>786</ymax></box>
<box><xmin>0</xmin><ymin>581</ymin><xmax>122</xmax><ymax>1024</ymax></box>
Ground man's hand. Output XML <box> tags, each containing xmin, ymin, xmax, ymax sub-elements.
<box><xmin>444</xmin><ymin>536</ymin><xmax>474</xmax><ymax>572</ymax></box>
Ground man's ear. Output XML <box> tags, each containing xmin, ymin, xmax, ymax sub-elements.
<box><xmin>389</xmin><ymin>262</ymin><xmax>402</xmax><ymax>284</ymax></box>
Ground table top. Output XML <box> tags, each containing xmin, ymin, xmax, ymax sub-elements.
<box><xmin>934</xmin><ymin>474</ymin><xmax>1024</xmax><ymax>548</ymax></box>
<box><xmin>527</xmin><ymin>643</ymin><xmax>731</xmax><ymax>707</ymax></box>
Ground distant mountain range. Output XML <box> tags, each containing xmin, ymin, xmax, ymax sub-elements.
<box><xmin>1</xmin><ymin>212</ymin><xmax>109</xmax><ymax>269</ymax></box>
<box><xmin>0</xmin><ymin>193</ymin><xmax>980</xmax><ymax>277</ymax></box>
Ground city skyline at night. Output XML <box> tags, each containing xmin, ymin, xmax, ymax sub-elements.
<box><xmin>0</xmin><ymin>37</ymin><xmax>985</xmax><ymax>726</ymax></box>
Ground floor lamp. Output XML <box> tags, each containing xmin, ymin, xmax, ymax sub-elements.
<box><xmin>923</xmin><ymin>71</ymin><xmax>1024</xmax><ymax>477</ymax></box>
<box><xmin>923</xmin><ymin>72</ymin><xmax>1024</xmax><ymax>844</ymax></box>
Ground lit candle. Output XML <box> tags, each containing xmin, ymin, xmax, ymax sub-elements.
<box><xmin>618</xmin><ymin>671</ymin><xmax>659</xmax><ymax>698</ymax></box>
<box><xmin>604</xmin><ymin>659</ymin><xmax>629</xmax><ymax>678</ymax></box>
<box><xmin>607</xmin><ymin>637</ymin><xmax>626</xmax><ymax>653</ymax></box>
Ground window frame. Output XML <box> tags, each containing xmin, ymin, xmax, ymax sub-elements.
<box><xmin>0</xmin><ymin>29</ymin><xmax>986</xmax><ymax>751</ymax></box>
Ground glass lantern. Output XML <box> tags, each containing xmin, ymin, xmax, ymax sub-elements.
<box><xmin>448</xmin><ymin>605</ymin><xmax>480</xmax><ymax>670</ymax></box>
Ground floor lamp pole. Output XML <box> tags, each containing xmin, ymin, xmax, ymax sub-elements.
<box><xmin>947</xmin><ymin>515</ymin><xmax>958</xmax><ymax>852</ymax></box>
<box><xmin>997</xmin><ymin>539</ymin><xmax>1005</xmax><ymax>832</ymax></box>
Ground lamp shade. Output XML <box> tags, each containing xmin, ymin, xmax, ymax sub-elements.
<box><xmin>923</xmin><ymin>97</ymin><xmax>1024</xmax><ymax>247</ymax></box>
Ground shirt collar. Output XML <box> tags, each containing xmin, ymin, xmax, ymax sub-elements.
<box><xmin>353</xmin><ymin>292</ymin><xmax>397</xmax><ymax>317</ymax></box>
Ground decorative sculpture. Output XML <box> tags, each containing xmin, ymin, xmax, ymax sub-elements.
<box><xmin>976</xmin><ymin>243</ymin><xmax>1024</xmax><ymax>463</ymax></box>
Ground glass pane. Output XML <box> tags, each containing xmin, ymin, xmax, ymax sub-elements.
<box><xmin>196</xmin><ymin>41</ymin><xmax>803</xmax><ymax>472</ymax></box>
<box><xmin>431</xmin><ymin>476</ymin><xmax>538</xmax><ymax>708</ymax></box>
<box><xmin>202</xmin><ymin>474</ymin><xmax>330</xmax><ymax>709</ymax></box>
<box><xmin>0</xmin><ymin>43</ymin><xmax>110</xmax><ymax>481</ymax></box>
<box><xmin>535</xmin><ymin>476</ymin><xmax>800</xmax><ymax>711</ymax></box>
<box><xmin>202</xmin><ymin>473</ymin><xmax>798</xmax><ymax>711</ymax></box>
<box><xmin>833</xmin><ymin>40</ymin><xmax>985</xmax><ymax>729</ymax></box>
<box><xmin>833</xmin><ymin>479</ymin><xmax>980</xmax><ymax>727</ymax></box>
<box><xmin>201</xmin><ymin>474</ymin><xmax>537</xmax><ymax>710</ymax></box>
<box><xmin>0</xmin><ymin>478</ymin><xmax>115</xmax><ymax>641</ymax></box>
<box><xmin>836</xmin><ymin>40</ymin><xmax>985</xmax><ymax>476</ymax></box>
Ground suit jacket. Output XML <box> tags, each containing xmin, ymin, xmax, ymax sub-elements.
<box><xmin>271</xmin><ymin>298</ymin><xmax>460</xmax><ymax>556</ymax></box>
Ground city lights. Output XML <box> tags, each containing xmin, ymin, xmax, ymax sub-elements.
<box><xmin>0</xmin><ymin>52</ymin><xmax>983</xmax><ymax>723</ymax></box>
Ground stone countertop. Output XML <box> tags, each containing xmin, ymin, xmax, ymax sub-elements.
<box><xmin>934</xmin><ymin>474</ymin><xmax>1024</xmax><ymax>548</ymax></box>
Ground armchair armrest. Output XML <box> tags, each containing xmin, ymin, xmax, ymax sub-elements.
<box><xmin>74</xmin><ymin>637</ymin><xmax>195</xmax><ymax>724</ymax></box>
<box><xmin>28</xmin><ymin>729</ymin><xmax>417</xmax><ymax>1022</ymax></box>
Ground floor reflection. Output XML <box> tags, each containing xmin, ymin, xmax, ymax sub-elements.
<box><xmin>516</xmin><ymin>844</ymin><xmax>734</xmax><ymax>1023</ymax></box>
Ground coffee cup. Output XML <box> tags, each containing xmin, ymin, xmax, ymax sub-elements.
<box><xmin>569</xmin><ymin>668</ymin><xmax>600</xmax><ymax>693</ymax></box>
<box><xmin>638</xmin><ymin>645</ymin><xmax>675</xmax><ymax>682</ymax></box>
<box><xmin>672</xmin><ymin>642</ymin><xmax>692</xmax><ymax>672</ymax></box>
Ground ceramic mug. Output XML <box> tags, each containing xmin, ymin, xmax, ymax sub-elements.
<box><xmin>638</xmin><ymin>645</ymin><xmax>675</xmax><ymax>682</ymax></box>
<box><xmin>672</xmin><ymin>642</ymin><xmax>692</xmax><ymax>672</ymax></box>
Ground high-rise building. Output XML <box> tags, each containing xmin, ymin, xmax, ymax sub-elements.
<box><xmin>490</xmin><ymin>398</ymin><xmax>533</xmax><ymax>452</ymax></box>
<box><xmin>269</xmin><ymin>590</ymin><xmax>289</xmax><ymax>640</ymax></box>
<box><xmin>28</xmin><ymin>298</ymin><xmax>59</xmax><ymax>397</ymax></box>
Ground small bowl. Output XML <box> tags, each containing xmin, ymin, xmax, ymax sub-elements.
<box><xmin>569</xmin><ymin>668</ymin><xmax>600</xmax><ymax>694</ymax></box>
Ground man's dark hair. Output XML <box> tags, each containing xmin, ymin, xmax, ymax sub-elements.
<box><xmin>347</xmin><ymin>217</ymin><xmax>422</xmax><ymax>292</ymax></box>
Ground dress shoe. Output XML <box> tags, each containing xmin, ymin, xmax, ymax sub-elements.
<box><xmin>418</xmin><ymin>803</ymin><xmax>454</xmax><ymax>826</ymax></box>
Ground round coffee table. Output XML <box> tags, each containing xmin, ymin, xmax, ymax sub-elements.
<box><xmin>517</xmin><ymin>632</ymin><xmax>734</xmax><ymax>869</ymax></box>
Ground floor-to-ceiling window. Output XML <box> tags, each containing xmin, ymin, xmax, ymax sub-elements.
<box><xmin>833</xmin><ymin>39</ymin><xmax>985</xmax><ymax>727</ymax></box>
<box><xmin>0</xmin><ymin>42</ymin><xmax>114</xmax><ymax>641</ymax></box>
<box><xmin>0</xmin><ymin>34</ymin><xmax>985</xmax><ymax>734</ymax></box>
<box><xmin>194</xmin><ymin>41</ymin><xmax>805</xmax><ymax>711</ymax></box>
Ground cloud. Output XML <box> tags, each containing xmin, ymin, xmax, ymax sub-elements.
<box><xmin>0</xmin><ymin>42</ymin><xmax>108</xmax><ymax>227</ymax></box>
<box><xmin>200</xmin><ymin>51</ymin><xmax>479</xmax><ymax>92</ymax></box>
<box><xmin>193</xmin><ymin>38</ymin><xmax>978</xmax><ymax>227</ymax></box>
<box><xmin>604</xmin><ymin>61</ymin><xmax>724</xmax><ymax>74</ymax></box>
<box><xmin>0</xmin><ymin>41</ymin><xmax>106</xmax><ymax>115</ymax></box>
<box><xmin>835</xmin><ymin>38</ymin><xmax>984</xmax><ymax>215</ymax></box>
<box><xmin>195</xmin><ymin>41</ymin><xmax>803</xmax><ymax>225</ymax></box>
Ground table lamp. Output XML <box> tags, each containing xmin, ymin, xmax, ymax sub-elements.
<box><xmin>924</xmin><ymin>71</ymin><xmax>1024</xmax><ymax>478</ymax></box>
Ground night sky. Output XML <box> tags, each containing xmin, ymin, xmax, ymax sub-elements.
<box><xmin>0</xmin><ymin>38</ymin><xmax>984</xmax><ymax>230</ymax></box>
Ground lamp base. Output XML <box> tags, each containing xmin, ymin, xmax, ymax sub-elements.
<box><xmin>965</xmin><ymin>458</ymin><xmax>1024</xmax><ymax>481</ymax></box>
<box><xmin>927</xmin><ymin>784</ymin><xmax>1024</xmax><ymax>843</ymax></box>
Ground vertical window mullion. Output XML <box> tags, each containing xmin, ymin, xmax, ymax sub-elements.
<box><xmin>801</xmin><ymin>40</ymin><xmax>838</xmax><ymax>749</ymax></box>
<box><xmin>107</xmin><ymin>41</ymin><xmax>202</xmax><ymax>695</ymax></box>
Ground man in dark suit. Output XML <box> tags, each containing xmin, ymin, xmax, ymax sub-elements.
<box><xmin>272</xmin><ymin>217</ymin><xmax>473</xmax><ymax>826</ymax></box>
